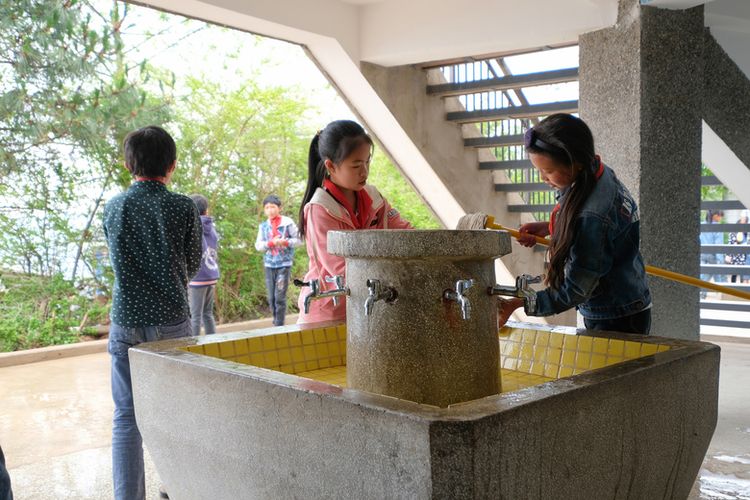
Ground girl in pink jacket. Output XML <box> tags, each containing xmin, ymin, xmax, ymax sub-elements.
<box><xmin>297</xmin><ymin>120</ymin><xmax>412</xmax><ymax>324</ymax></box>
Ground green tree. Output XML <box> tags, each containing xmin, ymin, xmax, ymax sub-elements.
<box><xmin>367</xmin><ymin>149</ymin><xmax>441</xmax><ymax>229</ymax></box>
<box><xmin>171</xmin><ymin>76</ymin><xmax>312</xmax><ymax>322</ymax></box>
<box><xmin>0</xmin><ymin>0</ymin><xmax>175</xmax><ymax>280</ymax></box>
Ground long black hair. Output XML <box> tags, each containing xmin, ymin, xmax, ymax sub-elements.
<box><xmin>525</xmin><ymin>113</ymin><xmax>597</xmax><ymax>290</ymax></box>
<box><xmin>298</xmin><ymin>120</ymin><xmax>373</xmax><ymax>237</ymax></box>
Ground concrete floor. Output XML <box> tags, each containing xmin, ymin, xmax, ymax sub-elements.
<box><xmin>1</xmin><ymin>336</ymin><xmax>748</xmax><ymax>499</ymax></box>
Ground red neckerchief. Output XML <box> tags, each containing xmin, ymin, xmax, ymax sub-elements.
<box><xmin>270</xmin><ymin>215</ymin><xmax>282</xmax><ymax>239</ymax></box>
<box><xmin>268</xmin><ymin>215</ymin><xmax>284</xmax><ymax>254</ymax></box>
<box><xmin>134</xmin><ymin>176</ymin><xmax>166</xmax><ymax>184</ymax></box>
<box><xmin>548</xmin><ymin>156</ymin><xmax>604</xmax><ymax>236</ymax></box>
<box><xmin>323</xmin><ymin>179</ymin><xmax>372</xmax><ymax>229</ymax></box>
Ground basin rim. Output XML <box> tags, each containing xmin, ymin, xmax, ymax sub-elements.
<box><xmin>328</xmin><ymin>229</ymin><xmax>512</xmax><ymax>259</ymax></box>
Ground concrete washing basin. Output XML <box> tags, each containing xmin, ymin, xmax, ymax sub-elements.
<box><xmin>129</xmin><ymin>321</ymin><xmax>719</xmax><ymax>499</ymax></box>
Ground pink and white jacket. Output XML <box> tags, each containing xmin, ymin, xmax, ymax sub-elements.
<box><xmin>297</xmin><ymin>185</ymin><xmax>412</xmax><ymax>324</ymax></box>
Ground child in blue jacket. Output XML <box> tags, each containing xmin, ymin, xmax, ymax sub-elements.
<box><xmin>255</xmin><ymin>195</ymin><xmax>301</xmax><ymax>326</ymax></box>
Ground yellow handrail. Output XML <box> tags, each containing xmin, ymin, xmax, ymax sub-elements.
<box><xmin>484</xmin><ymin>215</ymin><xmax>750</xmax><ymax>301</ymax></box>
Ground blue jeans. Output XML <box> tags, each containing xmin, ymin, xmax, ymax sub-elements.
<box><xmin>584</xmin><ymin>308</ymin><xmax>652</xmax><ymax>335</ymax></box>
<box><xmin>188</xmin><ymin>285</ymin><xmax>216</xmax><ymax>335</ymax></box>
<box><xmin>265</xmin><ymin>266</ymin><xmax>290</xmax><ymax>326</ymax></box>
<box><xmin>109</xmin><ymin>318</ymin><xmax>191</xmax><ymax>500</ymax></box>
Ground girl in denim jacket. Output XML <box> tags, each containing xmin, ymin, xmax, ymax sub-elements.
<box><xmin>499</xmin><ymin>113</ymin><xmax>652</xmax><ymax>334</ymax></box>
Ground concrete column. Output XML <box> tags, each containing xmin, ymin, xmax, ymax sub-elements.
<box><xmin>580</xmin><ymin>0</ymin><xmax>704</xmax><ymax>339</ymax></box>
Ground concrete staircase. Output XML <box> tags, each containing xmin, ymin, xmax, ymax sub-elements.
<box><xmin>423</xmin><ymin>45</ymin><xmax>750</xmax><ymax>333</ymax></box>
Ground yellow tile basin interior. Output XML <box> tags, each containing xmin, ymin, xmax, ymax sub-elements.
<box><xmin>182</xmin><ymin>324</ymin><xmax>670</xmax><ymax>394</ymax></box>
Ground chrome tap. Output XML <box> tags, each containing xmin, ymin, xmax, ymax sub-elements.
<box><xmin>489</xmin><ymin>274</ymin><xmax>543</xmax><ymax>314</ymax></box>
<box><xmin>294</xmin><ymin>275</ymin><xmax>350</xmax><ymax>314</ymax></box>
<box><xmin>324</xmin><ymin>275</ymin><xmax>345</xmax><ymax>307</ymax></box>
<box><xmin>443</xmin><ymin>279</ymin><xmax>475</xmax><ymax>320</ymax></box>
<box><xmin>364</xmin><ymin>279</ymin><xmax>398</xmax><ymax>316</ymax></box>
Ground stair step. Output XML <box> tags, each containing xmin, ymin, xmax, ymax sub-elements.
<box><xmin>507</xmin><ymin>204</ymin><xmax>556</xmax><ymax>213</ymax></box>
<box><xmin>465</xmin><ymin>135</ymin><xmax>525</xmax><ymax>148</ymax></box>
<box><xmin>701</xmin><ymin>223</ymin><xmax>750</xmax><ymax>232</ymax></box>
<box><xmin>702</xmin><ymin>200</ymin><xmax>746</xmax><ymax>210</ymax></box>
<box><xmin>701</xmin><ymin>175</ymin><xmax>721</xmax><ymax>186</ymax></box>
<box><xmin>492</xmin><ymin>175</ymin><xmax>723</xmax><ymax>191</ymax></box>
<box><xmin>701</xmin><ymin>245</ymin><xmax>750</xmax><ymax>254</ymax></box>
<box><xmin>494</xmin><ymin>182</ymin><xmax>553</xmax><ymax>192</ymax></box>
<box><xmin>700</xmin><ymin>318</ymin><xmax>750</xmax><ymax>328</ymax></box>
<box><xmin>701</xmin><ymin>264</ymin><xmax>750</xmax><ymax>274</ymax></box>
<box><xmin>479</xmin><ymin>159</ymin><xmax>533</xmax><ymax>170</ymax></box>
<box><xmin>427</xmin><ymin>67</ymin><xmax>579</xmax><ymax>97</ymax></box>
<box><xmin>507</xmin><ymin>202</ymin><xmax>747</xmax><ymax>214</ymax></box>
<box><xmin>447</xmin><ymin>100</ymin><xmax>579</xmax><ymax>124</ymax></box>
<box><xmin>700</xmin><ymin>301</ymin><xmax>750</xmax><ymax>312</ymax></box>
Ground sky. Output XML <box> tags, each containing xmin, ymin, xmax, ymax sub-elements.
<box><xmin>116</xmin><ymin>2</ymin><xmax>356</xmax><ymax>124</ymax></box>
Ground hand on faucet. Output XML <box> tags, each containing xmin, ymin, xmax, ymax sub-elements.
<box><xmin>497</xmin><ymin>297</ymin><xmax>524</xmax><ymax>329</ymax></box>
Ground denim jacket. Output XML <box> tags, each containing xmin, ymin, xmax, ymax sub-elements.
<box><xmin>534</xmin><ymin>165</ymin><xmax>651</xmax><ymax>320</ymax></box>
<box><xmin>254</xmin><ymin>216</ymin><xmax>301</xmax><ymax>269</ymax></box>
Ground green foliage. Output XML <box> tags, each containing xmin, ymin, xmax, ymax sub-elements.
<box><xmin>0</xmin><ymin>0</ymin><xmax>174</xmax><ymax>278</ymax></box>
<box><xmin>169</xmin><ymin>76</ymin><xmax>313</xmax><ymax>322</ymax></box>
<box><xmin>0</xmin><ymin>272</ymin><xmax>107</xmax><ymax>352</ymax></box>
<box><xmin>0</xmin><ymin>5</ymin><xmax>441</xmax><ymax>351</ymax></box>
<box><xmin>367</xmin><ymin>149</ymin><xmax>441</xmax><ymax>229</ymax></box>
<box><xmin>701</xmin><ymin>164</ymin><xmax>728</xmax><ymax>202</ymax></box>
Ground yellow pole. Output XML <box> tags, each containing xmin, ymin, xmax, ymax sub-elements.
<box><xmin>485</xmin><ymin>216</ymin><xmax>750</xmax><ymax>301</ymax></box>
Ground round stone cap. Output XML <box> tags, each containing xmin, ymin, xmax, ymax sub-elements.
<box><xmin>327</xmin><ymin>230</ymin><xmax>511</xmax><ymax>259</ymax></box>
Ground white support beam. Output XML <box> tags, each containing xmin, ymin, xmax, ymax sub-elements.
<box><xmin>641</xmin><ymin>0</ymin><xmax>716</xmax><ymax>9</ymax></box>
<box><xmin>702</xmin><ymin>120</ymin><xmax>750</xmax><ymax>211</ymax></box>
<box><xmin>133</xmin><ymin>0</ymin><xmax>467</xmax><ymax>228</ymax></box>
<box><xmin>357</xmin><ymin>0</ymin><xmax>616</xmax><ymax>66</ymax></box>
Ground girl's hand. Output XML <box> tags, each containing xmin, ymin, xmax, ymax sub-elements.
<box><xmin>517</xmin><ymin>221</ymin><xmax>550</xmax><ymax>248</ymax></box>
<box><xmin>497</xmin><ymin>297</ymin><xmax>524</xmax><ymax>328</ymax></box>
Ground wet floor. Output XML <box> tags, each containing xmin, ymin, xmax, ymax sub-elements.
<box><xmin>1</xmin><ymin>339</ymin><xmax>748</xmax><ymax>499</ymax></box>
<box><xmin>0</xmin><ymin>353</ymin><xmax>163</xmax><ymax>499</ymax></box>
<box><xmin>688</xmin><ymin>339</ymin><xmax>750</xmax><ymax>500</ymax></box>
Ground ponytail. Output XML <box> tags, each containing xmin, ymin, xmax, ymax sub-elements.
<box><xmin>547</xmin><ymin>166</ymin><xmax>597</xmax><ymax>290</ymax></box>
<box><xmin>299</xmin><ymin>134</ymin><xmax>326</xmax><ymax>237</ymax></box>
<box><xmin>298</xmin><ymin>120</ymin><xmax>373</xmax><ymax>238</ymax></box>
<box><xmin>525</xmin><ymin>113</ymin><xmax>596</xmax><ymax>290</ymax></box>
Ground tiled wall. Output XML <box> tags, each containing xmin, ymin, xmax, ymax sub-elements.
<box><xmin>183</xmin><ymin>324</ymin><xmax>346</xmax><ymax>375</ymax></box>
<box><xmin>182</xmin><ymin>325</ymin><xmax>670</xmax><ymax>394</ymax></box>
<box><xmin>499</xmin><ymin>327</ymin><xmax>670</xmax><ymax>378</ymax></box>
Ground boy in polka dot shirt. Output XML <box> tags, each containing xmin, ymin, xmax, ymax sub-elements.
<box><xmin>103</xmin><ymin>125</ymin><xmax>202</xmax><ymax>500</ymax></box>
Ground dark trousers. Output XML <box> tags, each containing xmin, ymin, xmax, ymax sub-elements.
<box><xmin>0</xmin><ymin>445</ymin><xmax>12</xmax><ymax>500</ymax></box>
<box><xmin>188</xmin><ymin>285</ymin><xmax>216</xmax><ymax>335</ymax></box>
<box><xmin>265</xmin><ymin>266</ymin><xmax>290</xmax><ymax>326</ymax></box>
<box><xmin>584</xmin><ymin>308</ymin><xmax>652</xmax><ymax>335</ymax></box>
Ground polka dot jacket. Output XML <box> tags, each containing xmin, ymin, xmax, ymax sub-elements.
<box><xmin>103</xmin><ymin>180</ymin><xmax>203</xmax><ymax>327</ymax></box>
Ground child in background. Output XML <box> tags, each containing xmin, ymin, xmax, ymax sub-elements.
<box><xmin>104</xmin><ymin>125</ymin><xmax>202</xmax><ymax>500</ymax></box>
<box><xmin>700</xmin><ymin>209</ymin><xmax>725</xmax><ymax>285</ymax></box>
<box><xmin>255</xmin><ymin>195</ymin><xmax>301</xmax><ymax>326</ymax></box>
<box><xmin>296</xmin><ymin>120</ymin><xmax>412</xmax><ymax>324</ymax></box>
<box><xmin>188</xmin><ymin>194</ymin><xmax>220</xmax><ymax>335</ymax></box>
<box><xmin>498</xmin><ymin>113</ymin><xmax>652</xmax><ymax>334</ymax></box>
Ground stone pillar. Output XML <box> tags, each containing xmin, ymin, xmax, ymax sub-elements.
<box><xmin>580</xmin><ymin>0</ymin><xmax>704</xmax><ymax>339</ymax></box>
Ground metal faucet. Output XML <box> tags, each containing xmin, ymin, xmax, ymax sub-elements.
<box><xmin>443</xmin><ymin>279</ymin><xmax>475</xmax><ymax>320</ymax></box>
<box><xmin>364</xmin><ymin>279</ymin><xmax>398</xmax><ymax>316</ymax></box>
<box><xmin>488</xmin><ymin>274</ymin><xmax>543</xmax><ymax>314</ymax></box>
<box><xmin>294</xmin><ymin>275</ymin><xmax>350</xmax><ymax>314</ymax></box>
